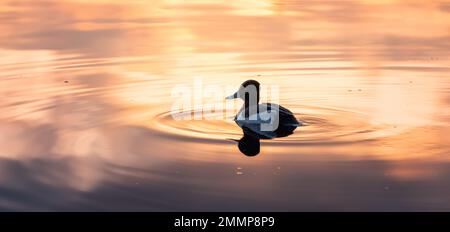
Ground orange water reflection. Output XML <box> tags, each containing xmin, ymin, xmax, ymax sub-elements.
<box><xmin>0</xmin><ymin>0</ymin><xmax>449</xmax><ymax>210</ymax></box>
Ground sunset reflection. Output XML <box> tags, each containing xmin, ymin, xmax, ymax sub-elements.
<box><xmin>0</xmin><ymin>0</ymin><xmax>449</xmax><ymax>211</ymax></box>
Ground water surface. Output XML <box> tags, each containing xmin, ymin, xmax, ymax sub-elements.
<box><xmin>0</xmin><ymin>0</ymin><xmax>450</xmax><ymax>211</ymax></box>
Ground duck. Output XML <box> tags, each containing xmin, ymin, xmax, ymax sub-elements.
<box><xmin>226</xmin><ymin>80</ymin><xmax>300</xmax><ymax>140</ymax></box>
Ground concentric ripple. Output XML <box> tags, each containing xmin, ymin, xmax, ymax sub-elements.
<box><xmin>149</xmin><ymin>105</ymin><xmax>396</xmax><ymax>145</ymax></box>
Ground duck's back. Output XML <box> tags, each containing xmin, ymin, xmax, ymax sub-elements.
<box><xmin>235</xmin><ymin>103</ymin><xmax>300</xmax><ymax>139</ymax></box>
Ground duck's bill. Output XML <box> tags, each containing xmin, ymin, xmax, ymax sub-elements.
<box><xmin>226</xmin><ymin>92</ymin><xmax>238</xmax><ymax>99</ymax></box>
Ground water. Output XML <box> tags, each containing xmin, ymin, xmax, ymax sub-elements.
<box><xmin>0</xmin><ymin>0</ymin><xmax>449</xmax><ymax>211</ymax></box>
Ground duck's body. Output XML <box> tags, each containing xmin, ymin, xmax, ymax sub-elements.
<box><xmin>226</xmin><ymin>80</ymin><xmax>300</xmax><ymax>140</ymax></box>
<box><xmin>235</xmin><ymin>103</ymin><xmax>300</xmax><ymax>139</ymax></box>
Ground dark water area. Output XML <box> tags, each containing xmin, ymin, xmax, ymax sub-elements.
<box><xmin>0</xmin><ymin>0</ymin><xmax>449</xmax><ymax>211</ymax></box>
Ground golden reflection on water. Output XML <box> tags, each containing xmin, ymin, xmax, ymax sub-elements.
<box><xmin>0</xmin><ymin>0</ymin><xmax>449</xmax><ymax>210</ymax></box>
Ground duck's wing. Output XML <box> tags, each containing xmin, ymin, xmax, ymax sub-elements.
<box><xmin>261</xmin><ymin>103</ymin><xmax>300</xmax><ymax>126</ymax></box>
<box><xmin>234</xmin><ymin>107</ymin><xmax>275</xmax><ymax>139</ymax></box>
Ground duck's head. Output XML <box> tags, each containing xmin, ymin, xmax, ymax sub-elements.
<box><xmin>226</xmin><ymin>79</ymin><xmax>260</xmax><ymax>103</ymax></box>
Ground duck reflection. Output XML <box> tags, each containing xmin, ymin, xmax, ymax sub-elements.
<box><xmin>226</xmin><ymin>80</ymin><xmax>300</xmax><ymax>156</ymax></box>
<box><xmin>236</xmin><ymin>132</ymin><xmax>260</xmax><ymax>156</ymax></box>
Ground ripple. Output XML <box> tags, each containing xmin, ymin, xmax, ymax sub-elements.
<box><xmin>148</xmin><ymin>105</ymin><xmax>394</xmax><ymax>146</ymax></box>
